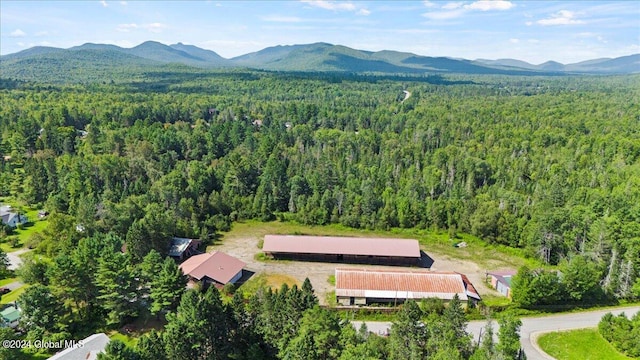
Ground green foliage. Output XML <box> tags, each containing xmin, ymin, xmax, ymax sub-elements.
<box><xmin>95</xmin><ymin>251</ymin><xmax>139</xmax><ymax>326</ymax></box>
<box><xmin>0</xmin><ymin>326</ymin><xmax>19</xmax><ymax>360</ymax></box>
<box><xmin>496</xmin><ymin>314</ymin><xmax>523</xmax><ymax>360</ymax></box>
<box><xmin>388</xmin><ymin>300</ymin><xmax>428</xmax><ymax>360</ymax></box>
<box><xmin>539</xmin><ymin>328</ymin><xmax>633</xmax><ymax>360</ymax></box>
<box><xmin>17</xmin><ymin>257</ymin><xmax>50</xmax><ymax>285</ymax></box>
<box><xmin>1</xmin><ymin>68</ymin><xmax>639</xmax><ymax>357</ymax></box>
<box><xmin>97</xmin><ymin>339</ymin><xmax>140</xmax><ymax>360</ymax></box>
<box><xmin>17</xmin><ymin>284</ymin><xmax>63</xmax><ymax>333</ymax></box>
<box><xmin>598</xmin><ymin>312</ymin><xmax>640</xmax><ymax>358</ymax></box>
<box><xmin>282</xmin><ymin>306</ymin><xmax>342</xmax><ymax>360</ymax></box>
<box><xmin>149</xmin><ymin>257</ymin><xmax>187</xmax><ymax>315</ymax></box>
<box><xmin>562</xmin><ymin>255</ymin><xmax>602</xmax><ymax>302</ymax></box>
<box><xmin>164</xmin><ymin>287</ymin><xmax>230</xmax><ymax>360</ymax></box>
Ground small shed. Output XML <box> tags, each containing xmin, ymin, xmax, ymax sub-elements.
<box><xmin>168</xmin><ymin>237</ymin><xmax>201</xmax><ymax>260</ymax></box>
<box><xmin>486</xmin><ymin>270</ymin><xmax>517</xmax><ymax>298</ymax></box>
<box><xmin>0</xmin><ymin>305</ymin><xmax>21</xmax><ymax>328</ymax></box>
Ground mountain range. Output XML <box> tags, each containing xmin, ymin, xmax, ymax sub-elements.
<box><xmin>1</xmin><ymin>41</ymin><xmax>638</xmax><ymax>83</ymax></box>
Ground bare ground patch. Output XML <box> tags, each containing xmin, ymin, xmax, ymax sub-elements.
<box><xmin>210</xmin><ymin>221</ymin><xmax>511</xmax><ymax>304</ymax></box>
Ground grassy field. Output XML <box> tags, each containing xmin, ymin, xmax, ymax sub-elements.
<box><xmin>109</xmin><ymin>331</ymin><xmax>140</xmax><ymax>347</ymax></box>
<box><xmin>240</xmin><ymin>272</ymin><xmax>300</xmax><ymax>297</ymax></box>
<box><xmin>220</xmin><ymin>219</ymin><xmax>540</xmax><ymax>270</ymax></box>
<box><xmin>537</xmin><ymin>328</ymin><xmax>633</xmax><ymax>360</ymax></box>
<box><xmin>0</xmin><ymin>197</ymin><xmax>49</xmax><ymax>251</ymax></box>
<box><xmin>0</xmin><ymin>277</ymin><xmax>18</xmax><ymax>287</ymax></box>
<box><xmin>1</xmin><ymin>284</ymin><xmax>27</xmax><ymax>304</ymax></box>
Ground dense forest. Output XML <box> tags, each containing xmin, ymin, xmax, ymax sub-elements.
<box><xmin>1</xmin><ymin>70</ymin><xmax>640</xmax><ymax>357</ymax></box>
<box><xmin>2</xmin><ymin>71</ymin><xmax>639</xmax><ymax>268</ymax></box>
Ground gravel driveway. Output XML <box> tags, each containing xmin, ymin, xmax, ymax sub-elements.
<box><xmin>210</xmin><ymin>231</ymin><xmax>500</xmax><ymax>304</ymax></box>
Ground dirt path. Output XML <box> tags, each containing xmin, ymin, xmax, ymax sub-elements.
<box><xmin>210</xmin><ymin>232</ymin><xmax>501</xmax><ymax>304</ymax></box>
<box><xmin>7</xmin><ymin>248</ymin><xmax>31</xmax><ymax>271</ymax></box>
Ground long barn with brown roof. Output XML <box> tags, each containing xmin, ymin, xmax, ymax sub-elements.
<box><xmin>335</xmin><ymin>268</ymin><xmax>481</xmax><ymax>306</ymax></box>
<box><xmin>262</xmin><ymin>235</ymin><xmax>422</xmax><ymax>266</ymax></box>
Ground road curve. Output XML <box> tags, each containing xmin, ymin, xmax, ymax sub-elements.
<box><xmin>353</xmin><ymin>305</ymin><xmax>640</xmax><ymax>360</ymax></box>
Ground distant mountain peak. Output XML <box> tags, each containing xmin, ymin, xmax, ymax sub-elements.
<box><xmin>2</xmin><ymin>41</ymin><xmax>639</xmax><ymax>82</ymax></box>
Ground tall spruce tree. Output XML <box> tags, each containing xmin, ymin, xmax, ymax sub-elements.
<box><xmin>149</xmin><ymin>257</ymin><xmax>187</xmax><ymax>316</ymax></box>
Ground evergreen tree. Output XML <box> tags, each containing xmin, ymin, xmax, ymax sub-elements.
<box><xmin>282</xmin><ymin>306</ymin><xmax>341</xmax><ymax>360</ymax></box>
<box><xmin>17</xmin><ymin>284</ymin><xmax>63</xmax><ymax>333</ymax></box>
<box><xmin>497</xmin><ymin>315</ymin><xmax>523</xmax><ymax>360</ymax></box>
<box><xmin>389</xmin><ymin>300</ymin><xmax>427</xmax><ymax>360</ymax></box>
<box><xmin>149</xmin><ymin>257</ymin><xmax>187</xmax><ymax>316</ymax></box>
<box><xmin>164</xmin><ymin>287</ymin><xmax>230</xmax><ymax>360</ymax></box>
<box><xmin>95</xmin><ymin>251</ymin><xmax>139</xmax><ymax>326</ymax></box>
<box><xmin>135</xmin><ymin>330</ymin><xmax>166</xmax><ymax>360</ymax></box>
<box><xmin>98</xmin><ymin>339</ymin><xmax>140</xmax><ymax>360</ymax></box>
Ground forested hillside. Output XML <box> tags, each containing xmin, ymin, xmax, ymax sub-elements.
<box><xmin>1</xmin><ymin>72</ymin><xmax>639</xmax><ymax>300</ymax></box>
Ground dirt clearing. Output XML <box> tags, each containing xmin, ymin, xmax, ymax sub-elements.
<box><xmin>210</xmin><ymin>221</ymin><xmax>514</xmax><ymax>304</ymax></box>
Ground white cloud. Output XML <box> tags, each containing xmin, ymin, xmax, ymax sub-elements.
<box><xmin>301</xmin><ymin>0</ymin><xmax>356</xmax><ymax>11</ymax></box>
<box><xmin>442</xmin><ymin>2</ymin><xmax>464</xmax><ymax>10</ymax></box>
<box><xmin>525</xmin><ymin>21</ymin><xmax>533</xmax><ymax>26</ymax></box>
<box><xmin>464</xmin><ymin>1</ymin><xmax>514</xmax><ymax>11</ymax></box>
<box><xmin>100</xmin><ymin>1</ymin><xmax>108</xmax><ymax>7</ymax></box>
<box><xmin>528</xmin><ymin>39</ymin><xmax>540</xmax><ymax>44</ymax></box>
<box><xmin>357</xmin><ymin>8</ymin><xmax>371</xmax><ymax>16</ymax></box>
<box><xmin>509</xmin><ymin>38</ymin><xmax>519</xmax><ymax>43</ymax></box>
<box><xmin>145</xmin><ymin>23</ymin><xmax>166</xmax><ymax>33</ymax></box>
<box><xmin>10</xmin><ymin>29</ymin><xmax>26</xmax><ymax>37</ymax></box>
<box><xmin>120</xmin><ymin>1</ymin><xmax>127</xmax><ymax>5</ymax></box>
<box><xmin>116</xmin><ymin>23</ymin><xmax>138</xmax><ymax>32</ymax></box>
<box><xmin>537</xmin><ymin>10</ymin><xmax>585</xmax><ymax>26</ymax></box>
<box><xmin>424</xmin><ymin>0</ymin><xmax>513</xmax><ymax>21</ymax></box>
<box><xmin>423</xmin><ymin>1</ymin><xmax>436</xmax><ymax>8</ymax></box>
<box><xmin>35</xmin><ymin>31</ymin><xmax>49</xmax><ymax>37</ymax></box>
<box><xmin>422</xmin><ymin>9</ymin><xmax>465</xmax><ymax>20</ymax></box>
<box><xmin>116</xmin><ymin>23</ymin><xmax>166</xmax><ymax>33</ymax></box>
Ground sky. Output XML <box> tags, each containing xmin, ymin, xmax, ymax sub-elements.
<box><xmin>1</xmin><ymin>0</ymin><xmax>639</xmax><ymax>64</ymax></box>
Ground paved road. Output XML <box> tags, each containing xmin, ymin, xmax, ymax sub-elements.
<box><xmin>354</xmin><ymin>305</ymin><xmax>640</xmax><ymax>360</ymax></box>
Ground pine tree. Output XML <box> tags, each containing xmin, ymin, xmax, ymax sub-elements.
<box><xmin>149</xmin><ymin>257</ymin><xmax>187</xmax><ymax>316</ymax></box>
<box><xmin>389</xmin><ymin>300</ymin><xmax>427</xmax><ymax>360</ymax></box>
<box><xmin>95</xmin><ymin>251</ymin><xmax>139</xmax><ymax>326</ymax></box>
<box><xmin>497</xmin><ymin>314</ymin><xmax>523</xmax><ymax>360</ymax></box>
<box><xmin>164</xmin><ymin>287</ymin><xmax>230</xmax><ymax>360</ymax></box>
<box><xmin>301</xmin><ymin>277</ymin><xmax>318</xmax><ymax>308</ymax></box>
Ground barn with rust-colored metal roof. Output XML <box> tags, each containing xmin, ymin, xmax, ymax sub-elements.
<box><xmin>179</xmin><ymin>251</ymin><xmax>245</xmax><ymax>287</ymax></box>
<box><xmin>262</xmin><ymin>235</ymin><xmax>421</xmax><ymax>266</ymax></box>
<box><xmin>335</xmin><ymin>268</ymin><xmax>481</xmax><ymax>306</ymax></box>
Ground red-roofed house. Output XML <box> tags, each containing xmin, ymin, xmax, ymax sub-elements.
<box><xmin>179</xmin><ymin>251</ymin><xmax>246</xmax><ymax>288</ymax></box>
<box><xmin>335</xmin><ymin>268</ymin><xmax>481</xmax><ymax>307</ymax></box>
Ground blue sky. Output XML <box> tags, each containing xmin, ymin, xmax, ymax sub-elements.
<box><xmin>1</xmin><ymin>1</ymin><xmax>638</xmax><ymax>63</ymax></box>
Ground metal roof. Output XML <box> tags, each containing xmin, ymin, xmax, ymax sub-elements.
<box><xmin>169</xmin><ymin>237</ymin><xmax>197</xmax><ymax>257</ymax></box>
<box><xmin>47</xmin><ymin>333</ymin><xmax>110</xmax><ymax>360</ymax></box>
<box><xmin>0</xmin><ymin>306</ymin><xmax>20</xmax><ymax>323</ymax></box>
<box><xmin>262</xmin><ymin>235</ymin><xmax>420</xmax><ymax>258</ymax></box>
<box><xmin>335</xmin><ymin>268</ymin><xmax>481</xmax><ymax>301</ymax></box>
<box><xmin>179</xmin><ymin>251</ymin><xmax>245</xmax><ymax>284</ymax></box>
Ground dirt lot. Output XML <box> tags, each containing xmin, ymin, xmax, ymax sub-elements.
<box><xmin>210</xmin><ymin>224</ymin><xmax>504</xmax><ymax>304</ymax></box>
